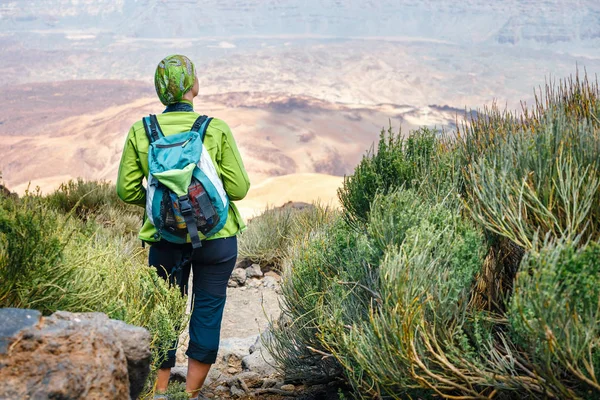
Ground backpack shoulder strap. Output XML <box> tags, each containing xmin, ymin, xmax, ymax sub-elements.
<box><xmin>142</xmin><ymin>114</ymin><xmax>164</xmax><ymax>143</ymax></box>
<box><xmin>190</xmin><ymin>115</ymin><xmax>213</xmax><ymax>142</ymax></box>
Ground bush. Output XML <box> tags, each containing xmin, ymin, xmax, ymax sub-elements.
<box><xmin>266</xmin><ymin>216</ymin><xmax>359</xmax><ymax>383</ymax></box>
<box><xmin>337</xmin><ymin>126</ymin><xmax>457</xmax><ymax>228</ymax></box>
<box><xmin>239</xmin><ymin>203</ymin><xmax>337</xmax><ymax>269</ymax></box>
<box><xmin>44</xmin><ymin>178</ymin><xmax>141</xmax><ymax>219</ymax></box>
<box><xmin>464</xmin><ymin>109</ymin><xmax>600</xmax><ymax>250</ymax></box>
<box><xmin>269</xmin><ymin>190</ymin><xmax>514</xmax><ymax>397</ymax></box>
<box><xmin>320</xmin><ymin>190</ymin><xmax>490</xmax><ymax>398</ymax></box>
<box><xmin>271</xmin><ymin>72</ymin><xmax>600</xmax><ymax>399</ymax></box>
<box><xmin>509</xmin><ymin>240</ymin><xmax>600</xmax><ymax>397</ymax></box>
<box><xmin>0</xmin><ymin>196</ymin><xmax>83</xmax><ymax>312</ymax></box>
<box><xmin>461</xmin><ymin>74</ymin><xmax>600</xmax><ymax>311</ymax></box>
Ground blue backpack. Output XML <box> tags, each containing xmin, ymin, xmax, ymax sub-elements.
<box><xmin>142</xmin><ymin>114</ymin><xmax>229</xmax><ymax>249</ymax></box>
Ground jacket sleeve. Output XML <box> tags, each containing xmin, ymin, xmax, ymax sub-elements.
<box><xmin>116</xmin><ymin>127</ymin><xmax>146</xmax><ymax>207</ymax></box>
<box><xmin>219</xmin><ymin>123</ymin><xmax>251</xmax><ymax>201</ymax></box>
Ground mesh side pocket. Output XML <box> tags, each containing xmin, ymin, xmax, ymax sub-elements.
<box><xmin>160</xmin><ymin>188</ymin><xmax>186</xmax><ymax>234</ymax></box>
<box><xmin>188</xmin><ymin>179</ymin><xmax>220</xmax><ymax>235</ymax></box>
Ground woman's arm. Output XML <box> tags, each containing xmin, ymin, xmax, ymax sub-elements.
<box><xmin>116</xmin><ymin>127</ymin><xmax>146</xmax><ymax>206</ymax></box>
<box><xmin>216</xmin><ymin>121</ymin><xmax>251</xmax><ymax>201</ymax></box>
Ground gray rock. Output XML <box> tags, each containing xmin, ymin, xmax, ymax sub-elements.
<box><xmin>246</xmin><ymin>264</ymin><xmax>263</xmax><ymax>279</ymax></box>
<box><xmin>242</xmin><ymin>333</ymin><xmax>277</xmax><ymax>377</ymax></box>
<box><xmin>218</xmin><ymin>335</ymin><xmax>258</xmax><ymax>363</ymax></box>
<box><xmin>170</xmin><ymin>365</ymin><xmax>187</xmax><ymax>383</ymax></box>
<box><xmin>242</xmin><ymin>349</ymin><xmax>278</xmax><ymax>377</ymax></box>
<box><xmin>227</xmin><ymin>279</ymin><xmax>239</xmax><ymax>288</ymax></box>
<box><xmin>0</xmin><ymin>308</ymin><xmax>41</xmax><ymax>354</ymax></box>
<box><xmin>0</xmin><ymin>309</ymin><xmax>151</xmax><ymax>400</ymax></box>
<box><xmin>230</xmin><ymin>268</ymin><xmax>247</xmax><ymax>286</ymax></box>
<box><xmin>214</xmin><ymin>385</ymin><xmax>228</xmax><ymax>393</ymax></box>
<box><xmin>246</xmin><ymin>278</ymin><xmax>261</xmax><ymax>288</ymax></box>
<box><xmin>262</xmin><ymin>276</ymin><xmax>279</xmax><ymax>289</ymax></box>
<box><xmin>230</xmin><ymin>384</ymin><xmax>245</xmax><ymax>397</ymax></box>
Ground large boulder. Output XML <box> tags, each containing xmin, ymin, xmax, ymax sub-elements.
<box><xmin>0</xmin><ymin>308</ymin><xmax>151</xmax><ymax>400</ymax></box>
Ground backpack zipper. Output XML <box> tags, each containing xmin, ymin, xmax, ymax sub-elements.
<box><xmin>155</xmin><ymin>141</ymin><xmax>186</xmax><ymax>148</ymax></box>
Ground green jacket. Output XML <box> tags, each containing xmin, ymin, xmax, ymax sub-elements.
<box><xmin>116</xmin><ymin>107</ymin><xmax>250</xmax><ymax>243</ymax></box>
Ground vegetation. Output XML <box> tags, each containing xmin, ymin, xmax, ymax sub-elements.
<box><xmin>264</xmin><ymin>72</ymin><xmax>600</xmax><ymax>399</ymax></box>
<box><xmin>3</xmin><ymin>71</ymin><xmax>599</xmax><ymax>399</ymax></box>
<box><xmin>0</xmin><ymin>181</ymin><xmax>186</xmax><ymax>397</ymax></box>
<box><xmin>239</xmin><ymin>203</ymin><xmax>337</xmax><ymax>269</ymax></box>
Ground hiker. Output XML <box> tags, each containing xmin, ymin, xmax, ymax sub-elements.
<box><xmin>116</xmin><ymin>54</ymin><xmax>250</xmax><ymax>399</ymax></box>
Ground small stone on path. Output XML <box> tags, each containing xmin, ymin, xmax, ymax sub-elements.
<box><xmin>246</xmin><ymin>264</ymin><xmax>263</xmax><ymax>278</ymax></box>
<box><xmin>231</xmin><ymin>268</ymin><xmax>247</xmax><ymax>285</ymax></box>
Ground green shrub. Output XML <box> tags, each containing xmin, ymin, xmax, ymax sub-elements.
<box><xmin>465</xmin><ymin>109</ymin><xmax>600</xmax><ymax>250</ymax></box>
<box><xmin>270</xmin><ymin>72</ymin><xmax>600</xmax><ymax>399</ymax></box>
<box><xmin>0</xmin><ymin>196</ymin><xmax>84</xmax><ymax>312</ymax></box>
<box><xmin>239</xmin><ymin>204</ymin><xmax>337</xmax><ymax>269</ymax></box>
<box><xmin>320</xmin><ymin>190</ymin><xmax>490</xmax><ymax>398</ymax></box>
<box><xmin>509</xmin><ymin>240</ymin><xmax>600</xmax><ymax>397</ymax></box>
<box><xmin>266</xmin><ymin>215</ymin><xmax>365</xmax><ymax>383</ymax></box>
<box><xmin>337</xmin><ymin>126</ymin><xmax>456</xmax><ymax>228</ymax></box>
<box><xmin>269</xmin><ymin>190</ymin><xmax>525</xmax><ymax>397</ymax></box>
<box><xmin>44</xmin><ymin>178</ymin><xmax>141</xmax><ymax>218</ymax></box>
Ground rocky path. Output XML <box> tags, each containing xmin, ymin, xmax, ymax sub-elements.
<box><xmin>172</xmin><ymin>263</ymin><xmax>333</xmax><ymax>399</ymax></box>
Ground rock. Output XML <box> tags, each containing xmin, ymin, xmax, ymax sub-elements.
<box><xmin>170</xmin><ymin>365</ymin><xmax>187</xmax><ymax>383</ymax></box>
<box><xmin>235</xmin><ymin>258</ymin><xmax>252</xmax><ymax>269</ymax></box>
<box><xmin>230</xmin><ymin>268</ymin><xmax>247</xmax><ymax>286</ymax></box>
<box><xmin>205</xmin><ymin>365</ymin><xmax>224</xmax><ymax>387</ymax></box>
<box><xmin>0</xmin><ymin>308</ymin><xmax>41</xmax><ymax>354</ymax></box>
<box><xmin>246</xmin><ymin>278</ymin><xmax>261</xmax><ymax>288</ymax></box>
<box><xmin>264</xmin><ymin>271</ymin><xmax>281</xmax><ymax>281</ymax></box>
<box><xmin>236</xmin><ymin>371</ymin><xmax>263</xmax><ymax>388</ymax></box>
<box><xmin>90</xmin><ymin>314</ymin><xmax>152</xmax><ymax>398</ymax></box>
<box><xmin>218</xmin><ymin>335</ymin><xmax>258</xmax><ymax>363</ymax></box>
<box><xmin>262</xmin><ymin>276</ymin><xmax>279</xmax><ymax>289</ymax></box>
<box><xmin>281</xmin><ymin>384</ymin><xmax>296</xmax><ymax>391</ymax></box>
<box><xmin>215</xmin><ymin>385</ymin><xmax>228</xmax><ymax>393</ymax></box>
<box><xmin>246</xmin><ymin>264</ymin><xmax>263</xmax><ymax>278</ymax></box>
<box><xmin>0</xmin><ymin>309</ymin><xmax>151</xmax><ymax>400</ymax></box>
<box><xmin>230</xmin><ymin>384</ymin><xmax>245</xmax><ymax>397</ymax></box>
<box><xmin>241</xmin><ymin>334</ymin><xmax>277</xmax><ymax>377</ymax></box>
<box><xmin>227</xmin><ymin>279</ymin><xmax>239</xmax><ymax>288</ymax></box>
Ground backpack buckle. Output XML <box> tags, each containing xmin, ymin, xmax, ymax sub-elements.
<box><xmin>178</xmin><ymin>195</ymin><xmax>192</xmax><ymax>215</ymax></box>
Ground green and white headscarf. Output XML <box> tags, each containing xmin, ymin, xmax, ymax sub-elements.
<box><xmin>154</xmin><ymin>55</ymin><xmax>197</xmax><ymax>105</ymax></box>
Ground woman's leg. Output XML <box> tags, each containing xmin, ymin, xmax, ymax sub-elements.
<box><xmin>185</xmin><ymin>236</ymin><xmax>237</xmax><ymax>396</ymax></box>
<box><xmin>148</xmin><ymin>241</ymin><xmax>192</xmax><ymax>393</ymax></box>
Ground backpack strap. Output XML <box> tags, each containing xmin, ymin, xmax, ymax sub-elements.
<box><xmin>178</xmin><ymin>194</ymin><xmax>202</xmax><ymax>250</ymax></box>
<box><xmin>190</xmin><ymin>116</ymin><xmax>213</xmax><ymax>142</ymax></box>
<box><xmin>190</xmin><ymin>115</ymin><xmax>207</xmax><ymax>134</ymax></box>
<box><xmin>142</xmin><ymin>114</ymin><xmax>164</xmax><ymax>143</ymax></box>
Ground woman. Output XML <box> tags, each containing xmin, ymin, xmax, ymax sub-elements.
<box><xmin>116</xmin><ymin>54</ymin><xmax>250</xmax><ymax>399</ymax></box>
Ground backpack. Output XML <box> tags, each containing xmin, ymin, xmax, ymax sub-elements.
<box><xmin>142</xmin><ymin>114</ymin><xmax>229</xmax><ymax>249</ymax></box>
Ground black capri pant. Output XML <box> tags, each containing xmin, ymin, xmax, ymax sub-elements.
<box><xmin>149</xmin><ymin>236</ymin><xmax>237</xmax><ymax>368</ymax></box>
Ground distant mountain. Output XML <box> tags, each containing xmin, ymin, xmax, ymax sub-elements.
<box><xmin>1</xmin><ymin>0</ymin><xmax>599</xmax><ymax>48</ymax></box>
